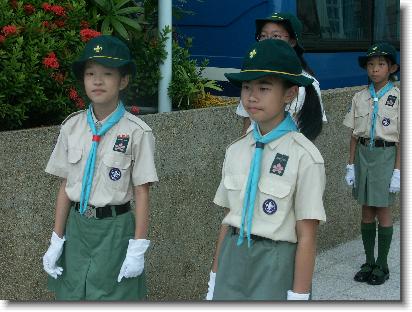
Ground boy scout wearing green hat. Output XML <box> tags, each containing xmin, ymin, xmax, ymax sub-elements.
<box><xmin>206</xmin><ymin>39</ymin><xmax>326</xmax><ymax>300</ymax></box>
<box><xmin>343</xmin><ymin>42</ymin><xmax>400</xmax><ymax>286</ymax></box>
<box><xmin>236</xmin><ymin>12</ymin><xmax>327</xmax><ymax>135</ymax></box>
<box><xmin>42</xmin><ymin>35</ymin><xmax>158</xmax><ymax>300</ymax></box>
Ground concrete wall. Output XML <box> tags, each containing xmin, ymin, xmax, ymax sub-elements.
<box><xmin>0</xmin><ymin>86</ymin><xmax>399</xmax><ymax>301</ymax></box>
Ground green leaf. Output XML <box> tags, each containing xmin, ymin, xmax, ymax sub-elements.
<box><xmin>114</xmin><ymin>0</ymin><xmax>133</xmax><ymax>10</ymax></box>
<box><xmin>116</xmin><ymin>6</ymin><xmax>144</xmax><ymax>15</ymax></box>
<box><xmin>101</xmin><ymin>16</ymin><xmax>112</xmax><ymax>33</ymax></box>
<box><xmin>116</xmin><ymin>16</ymin><xmax>141</xmax><ymax>31</ymax></box>
<box><xmin>92</xmin><ymin>0</ymin><xmax>111</xmax><ymax>12</ymax></box>
<box><xmin>111</xmin><ymin>17</ymin><xmax>130</xmax><ymax>40</ymax></box>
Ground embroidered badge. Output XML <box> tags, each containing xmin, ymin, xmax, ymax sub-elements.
<box><xmin>249</xmin><ymin>49</ymin><xmax>257</xmax><ymax>58</ymax></box>
<box><xmin>385</xmin><ymin>95</ymin><xmax>397</xmax><ymax>107</ymax></box>
<box><xmin>113</xmin><ymin>134</ymin><xmax>130</xmax><ymax>153</ymax></box>
<box><xmin>109</xmin><ymin>168</ymin><xmax>121</xmax><ymax>181</ymax></box>
<box><xmin>270</xmin><ymin>153</ymin><xmax>289</xmax><ymax>176</ymax></box>
<box><xmin>94</xmin><ymin>45</ymin><xmax>103</xmax><ymax>53</ymax></box>
<box><xmin>382</xmin><ymin>118</ymin><xmax>390</xmax><ymax>127</ymax></box>
<box><xmin>263</xmin><ymin>199</ymin><xmax>277</xmax><ymax>215</ymax></box>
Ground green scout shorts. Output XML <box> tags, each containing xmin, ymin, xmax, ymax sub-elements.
<box><xmin>48</xmin><ymin>206</ymin><xmax>146</xmax><ymax>301</ymax></box>
<box><xmin>353</xmin><ymin>143</ymin><xmax>396</xmax><ymax>207</ymax></box>
<box><xmin>213</xmin><ymin>229</ymin><xmax>297</xmax><ymax>300</ymax></box>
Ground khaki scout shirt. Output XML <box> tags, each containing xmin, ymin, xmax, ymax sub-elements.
<box><xmin>46</xmin><ymin>109</ymin><xmax>158</xmax><ymax>207</ymax></box>
<box><xmin>343</xmin><ymin>86</ymin><xmax>400</xmax><ymax>142</ymax></box>
<box><xmin>213</xmin><ymin>130</ymin><xmax>326</xmax><ymax>243</ymax></box>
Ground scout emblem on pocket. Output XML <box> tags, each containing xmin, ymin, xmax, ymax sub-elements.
<box><xmin>382</xmin><ymin>118</ymin><xmax>390</xmax><ymax>127</ymax></box>
<box><xmin>109</xmin><ymin>168</ymin><xmax>121</xmax><ymax>181</ymax></box>
<box><xmin>113</xmin><ymin>134</ymin><xmax>129</xmax><ymax>153</ymax></box>
<box><xmin>270</xmin><ymin>153</ymin><xmax>289</xmax><ymax>176</ymax></box>
<box><xmin>385</xmin><ymin>95</ymin><xmax>396</xmax><ymax>107</ymax></box>
<box><xmin>263</xmin><ymin>199</ymin><xmax>277</xmax><ymax>215</ymax></box>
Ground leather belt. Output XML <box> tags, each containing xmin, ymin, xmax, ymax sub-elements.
<box><xmin>358</xmin><ymin>137</ymin><xmax>395</xmax><ymax>147</ymax></box>
<box><xmin>230</xmin><ymin>226</ymin><xmax>268</xmax><ymax>241</ymax></box>
<box><xmin>73</xmin><ymin>202</ymin><xmax>131</xmax><ymax>219</ymax></box>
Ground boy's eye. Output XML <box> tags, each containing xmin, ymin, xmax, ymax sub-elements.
<box><xmin>85</xmin><ymin>72</ymin><xmax>94</xmax><ymax>76</ymax></box>
<box><xmin>105</xmin><ymin>72</ymin><xmax>113</xmax><ymax>75</ymax></box>
<box><xmin>242</xmin><ymin>84</ymin><xmax>250</xmax><ymax>90</ymax></box>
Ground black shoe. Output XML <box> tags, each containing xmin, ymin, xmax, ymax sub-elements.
<box><xmin>367</xmin><ymin>265</ymin><xmax>389</xmax><ymax>285</ymax></box>
<box><xmin>354</xmin><ymin>263</ymin><xmax>374</xmax><ymax>282</ymax></box>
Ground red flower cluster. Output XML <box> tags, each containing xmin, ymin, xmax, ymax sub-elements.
<box><xmin>80</xmin><ymin>28</ymin><xmax>101</xmax><ymax>42</ymax></box>
<box><xmin>9</xmin><ymin>0</ymin><xmax>17</xmax><ymax>9</ymax></box>
<box><xmin>0</xmin><ymin>35</ymin><xmax>5</xmax><ymax>44</ymax></box>
<box><xmin>130</xmin><ymin>106</ymin><xmax>140</xmax><ymax>115</ymax></box>
<box><xmin>68</xmin><ymin>87</ymin><xmax>85</xmax><ymax>109</ymax></box>
<box><xmin>24</xmin><ymin>4</ymin><xmax>36</xmax><ymax>15</ymax></box>
<box><xmin>42</xmin><ymin>52</ymin><xmax>60</xmax><ymax>69</ymax></box>
<box><xmin>80</xmin><ymin>21</ymin><xmax>90</xmax><ymax>29</ymax></box>
<box><xmin>51</xmin><ymin>72</ymin><xmax>65</xmax><ymax>84</ymax></box>
<box><xmin>42</xmin><ymin>3</ymin><xmax>66</xmax><ymax>17</ymax></box>
<box><xmin>2</xmin><ymin>25</ymin><xmax>17</xmax><ymax>37</ymax></box>
<box><xmin>54</xmin><ymin>19</ymin><xmax>66</xmax><ymax>28</ymax></box>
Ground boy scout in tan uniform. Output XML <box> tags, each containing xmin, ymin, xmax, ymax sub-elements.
<box><xmin>206</xmin><ymin>39</ymin><xmax>326</xmax><ymax>301</ymax></box>
<box><xmin>343</xmin><ymin>42</ymin><xmax>399</xmax><ymax>286</ymax></box>
<box><xmin>42</xmin><ymin>35</ymin><xmax>158</xmax><ymax>300</ymax></box>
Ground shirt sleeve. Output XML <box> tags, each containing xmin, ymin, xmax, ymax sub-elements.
<box><xmin>294</xmin><ymin>154</ymin><xmax>326</xmax><ymax>222</ymax></box>
<box><xmin>45</xmin><ymin>126</ymin><xmax>69</xmax><ymax>178</ymax></box>
<box><xmin>131</xmin><ymin>130</ymin><xmax>159</xmax><ymax>186</ymax></box>
<box><xmin>213</xmin><ymin>156</ymin><xmax>230</xmax><ymax>208</ymax></box>
<box><xmin>236</xmin><ymin>100</ymin><xmax>250</xmax><ymax>118</ymax></box>
<box><xmin>343</xmin><ymin>96</ymin><xmax>356</xmax><ymax>129</ymax></box>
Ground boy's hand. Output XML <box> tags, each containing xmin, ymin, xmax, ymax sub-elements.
<box><xmin>117</xmin><ymin>239</ymin><xmax>150</xmax><ymax>282</ymax></box>
<box><xmin>345</xmin><ymin>164</ymin><xmax>355</xmax><ymax>186</ymax></box>
<box><xmin>389</xmin><ymin>169</ymin><xmax>400</xmax><ymax>193</ymax></box>
<box><xmin>42</xmin><ymin>231</ymin><xmax>65</xmax><ymax>279</ymax></box>
<box><xmin>205</xmin><ymin>271</ymin><xmax>216</xmax><ymax>300</ymax></box>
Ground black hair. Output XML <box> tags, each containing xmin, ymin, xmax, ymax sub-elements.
<box><xmin>282</xmin><ymin>80</ymin><xmax>323</xmax><ymax>141</ymax></box>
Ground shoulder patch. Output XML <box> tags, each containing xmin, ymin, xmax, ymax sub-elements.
<box><xmin>291</xmin><ymin>132</ymin><xmax>324</xmax><ymax>164</ymax></box>
<box><xmin>125</xmin><ymin>112</ymin><xmax>152</xmax><ymax>131</ymax></box>
<box><xmin>61</xmin><ymin>109</ymin><xmax>86</xmax><ymax>125</ymax></box>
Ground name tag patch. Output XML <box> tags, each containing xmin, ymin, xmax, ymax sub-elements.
<box><xmin>263</xmin><ymin>199</ymin><xmax>277</xmax><ymax>215</ymax></box>
<box><xmin>109</xmin><ymin>168</ymin><xmax>122</xmax><ymax>181</ymax></box>
<box><xmin>270</xmin><ymin>153</ymin><xmax>289</xmax><ymax>176</ymax></box>
<box><xmin>113</xmin><ymin>134</ymin><xmax>130</xmax><ymax>153</ymax></box>
<box><xmin>385</xmin><ymin>95</ymin><xmax>396</xmax><ymax>107</ymax></box>
<box><xmin>382</xmin><ymin>118</ymin><xmax>390</xmax><ymax>127</ymax></box>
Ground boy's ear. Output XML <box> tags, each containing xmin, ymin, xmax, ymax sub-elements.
<box><xmin>283</xmin><ymin>85</ymin><xmax>299</xmax><ymax>103</ymax></box>
<box><xmin>119</xmin><ymin>75</ymin><xmax>130</xmax><ymax>90</ymax></box>
<box><xmin>289</xmin><ymin>39</ymin><xmax>297</xmax><ymax>48</ymax></box>
<box><xmin>390</xmin><ymin>64</ymin><xmax>399</xmax><ymax>74</ymax></box>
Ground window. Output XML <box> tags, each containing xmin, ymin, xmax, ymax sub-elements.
<box><xmin>297</xmin><ymin>0</ymin><xmax>399</xmax><ymax>51</ymax></box>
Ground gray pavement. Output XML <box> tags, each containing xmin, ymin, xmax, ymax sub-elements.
<box><xmin>312</xmin><ymin>221</ymin><xmax>401</xmax><ymax>300</ymax></box>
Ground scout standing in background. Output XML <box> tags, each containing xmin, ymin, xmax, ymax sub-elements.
<box><xmin>206</xmin><ymin>39</ymin><xmax>326</xmax><ymax>300</ymax></box>
<box><xmin>343</xmin><ymin>43</ymin><xmax>400</xmax><ymax>285</ymax></box>
<box><xmin>42</xmin><ymin>35</ymin><xmax>158</xmax><ymax>300</ymax></box>
<box><xmin>236</xmin><ymin>12</ymin><xmax>327</xmax><ymax>137</ymax></box>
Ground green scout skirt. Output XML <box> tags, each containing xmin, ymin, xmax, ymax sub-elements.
<box><xmin>353</xmin><ymin>143</ymin><xmax>396</xmax><ymax>207</ymax></box>
<box><xmin>213</xmin><ymin>229</ymin><xmax>297</xmax><ymax>300</ymax></box>
<box><xmin>48</xmin><ymin>206</ymin><xmax>146</xmax><ymax>301</ymax></box>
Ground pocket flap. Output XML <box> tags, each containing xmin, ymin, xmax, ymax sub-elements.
<box><xmin>258</xmin><ymin>177</ymin><xmax>291</xmax><ymax>198</ymax></box>
<box><xmin>223</xmin><ymin>175</ymin><xmax>245</xmax><ymax>190</ymax></box>
<box><xmin>354</xmin><ymin>106</ymin><xmax>369</xmax><ymax>118</ymax></box>
<box><xmin>378</xmin><ymin>107</ymin><xmax>398</xmax><ymax>119</ymax></box>
<box><xmin>68</xmin><ymin>149</ymin><xmax>82</xmax><ymax>164</ymax></box>
<box><xmin>103</xmin><ymin>154</ymin><xmax>132</xmax><ymax>169</ymax></box>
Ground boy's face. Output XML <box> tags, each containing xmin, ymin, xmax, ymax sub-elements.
<box><xmin>84</xmin><ymin>61</ymin><xmax>129</xmax><ymax>108</ymax></box>
<box><xmin>259</xmin><ymin>22</ymin><xmax>297</xmax><ymax>48</ymax></box>
<box><xmin>366</xmin><ymin>56</ymin><xmax>398</xmax><ymax>88</ymax></box>
<box><xmin>241</xmin><ymin>76</ymin><xmax>298</xmax><ymax>134</ymax></box>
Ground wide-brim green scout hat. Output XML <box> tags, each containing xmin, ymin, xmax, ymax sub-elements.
<box><xmin>255</xmin><ymin>12</ymin><xmax>304</xmax><ymax>54</ymax></box>
<box><xmin>358</xmin><ymin>42</ymin><xmax>399</xmax><ymax>71</ymax></box>
<box><xmin>72</xmin><ymin>35</ymin><xmax>137</xmax><ymax>79</ymax></box>
<box><xmin>225</xmin><ymin>39</ymin><xmax>313</xmax><ymax>88</ymax></box>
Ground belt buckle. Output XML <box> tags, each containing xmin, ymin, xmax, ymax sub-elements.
<box><xmin>83</xmin><ymin>205</ymin><xmax>96</xmax><ymax>219</ymax></box>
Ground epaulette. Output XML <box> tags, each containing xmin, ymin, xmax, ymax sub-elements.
<box><xmin>291</xmin><ymin>132</ymin><xmax>324</xmax><ymax>164</ymax></box>
<box><xmin>61</xmin><ymin>109</ymin><xmax>86</xmax><ymax>125</ymax></box>
<box><xmin>125</xmin><ymin>112</ymin><xmax>152</xmax><ymax>131</ymax></box>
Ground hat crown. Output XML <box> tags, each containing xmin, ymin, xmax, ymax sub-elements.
<box><xmin>242</xmin><ymin>39</ymin><xmax>302</xmax><ymax>75</ymax></box>
<box><xmin>366</xmin><ymin>42</ymin><xmax>397</xmax><ymax>59</ymax></box>
<box><xmin>81</xmin><ymin>35</ymin><xmax>131</xmax><ymax>61</ymax></box>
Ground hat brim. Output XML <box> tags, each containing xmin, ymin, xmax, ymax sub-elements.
<box><xmin>358</xmin><ymin>54</ymin><xmax>399</xmax><ymax>72</ymax></box>
<box><xmin>224</xmin><ymin>70</ymin><xmax>313</xmax><ymax>88</ymax></box>
<box><xmin>72</xmin><ymin>57</ymin><xmax>137</xmax><ymax>80</ymax></box>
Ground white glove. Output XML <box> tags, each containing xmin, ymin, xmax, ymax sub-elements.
<box><xmin>287</xmin><ymin>290</ymin><xmax>310</xmax><ymax>300</ymax></box>
<box><xmin>205</xmin><ymin>271</ymin><xmax>216</xmax><ymax>300</ymax></box>
<box><xmin>42</xmin><ymin>231</ymin><xmax>65</xmax><ymax>279</ymax></box>
<box><xmin>345</xmin><ymin>164</ymin><xmax>355</xmax><ymax>186</ymax></box>
<box><xmin>389</xmin><ymin>169</ymin><xmax>400</xmax><ymax>193</ymax></box>
<box><xmin>117</xmin><ymin>239</ymin><xmax>150</xmax><ymax>283</ymax></box>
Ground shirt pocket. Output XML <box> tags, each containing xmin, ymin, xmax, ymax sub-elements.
<box><xmin>101</xmin><ymin>153</ymin><xmax>132</xmax><ymax>191</ymax></box>
<box><xmin>377</xmin><ymin>107</ymin><xmax>398</xmax><ymax>138</ymax></box>
<box><xmin>354</xmin><ymin>104</ymin><xmax>370</xmax><ymax>133</ymax></box>
<box><xmin>223</xmin><ymin>174</ymin><xmax>246</xmax><ymax>210</ymax></box>
<box><xmin>67</xmin><ymin>148</ymin><xmax>83</xmax><ymax>185</ymax></box>
<box><xmin>256</xmin><ymin>177</ymin><xmax>293</xmax><ymax>223</ymax></box>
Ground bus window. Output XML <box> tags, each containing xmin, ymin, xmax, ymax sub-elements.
<box><xmin>374</xmin><ymin>0</ymin><xmax>400</xmax><ymax>45</ymax></box>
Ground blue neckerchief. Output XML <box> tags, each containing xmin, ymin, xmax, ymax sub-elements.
<box><xmin>368</xmin><ymin>82</ymin><xmax>393</xmax><ymax>149</ymax></box>
<box><xmin>79</xmin><ymin>102</ymin><xmax>125</xmax><ymax>214</ymax></box>
<box><xmin>237</xmin><ymin>113</ymin><xmax>298</xmax><ymax>247</ymax></box>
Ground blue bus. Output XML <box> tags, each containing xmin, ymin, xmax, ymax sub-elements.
<box><xmin>173</xmin><ymin>0</ymin><xmax>400</xmax><ymax>95</ymax></box>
